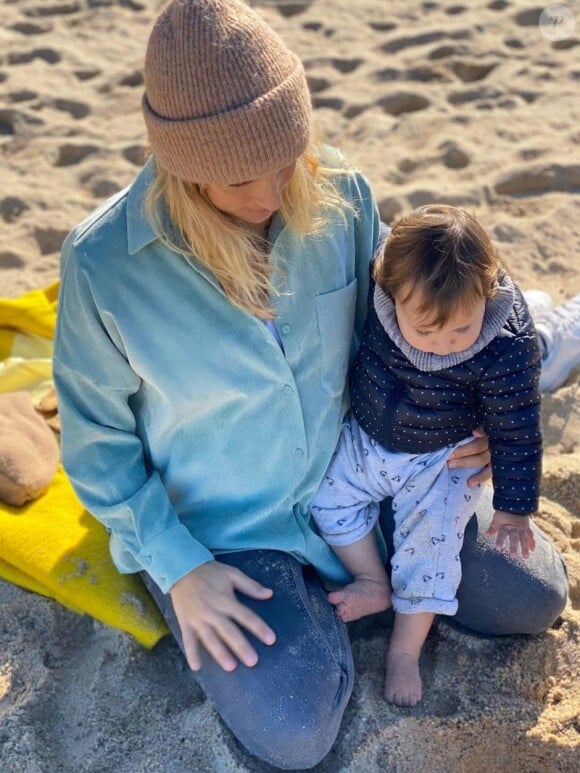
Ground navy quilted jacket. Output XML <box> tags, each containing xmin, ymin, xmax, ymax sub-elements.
<box><xmin>349</xmin><ymin>270</ymin><xmax>542</xmax><ymax>515</ymax></box>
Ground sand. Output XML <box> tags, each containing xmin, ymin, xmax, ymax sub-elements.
<box><xmin>0</xmin><ymin>0</ymin><xmax>578</xmax><ymax>770</ymax></box>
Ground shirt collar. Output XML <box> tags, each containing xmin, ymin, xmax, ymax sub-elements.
<box><xmin>126</xmin><ymin>156</ymin><xmax>158</xmax><ymax>255</ymax></box>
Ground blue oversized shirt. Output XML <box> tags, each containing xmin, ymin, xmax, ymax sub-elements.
<box><xmin>53</xmin><ymin>150</ymin><xmax>381</xmax><ymax>593</ymax></box>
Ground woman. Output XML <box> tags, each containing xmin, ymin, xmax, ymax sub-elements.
<box><xmin>54</xmin><ymin>1</ymin><xmax>568</xmax><ymax>768</ymax></box>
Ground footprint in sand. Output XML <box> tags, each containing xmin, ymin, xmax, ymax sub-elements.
<box><xmin>378</xmin><ymin>196</ymin><xmax>404</xmax><ymax>224</ymax></box>
<box><xmin>6</xmin><ymin>90</ymin><xmax>38</xmax><ymax>104</ymax></box>
<box><xmin>33</xmin><ymin>227</ymin><xmax>70</xmax><ymax>256</ymax></box>
<box><xmin>53</xmin><ymin>143</ymin><xmax>99</xmax><ymax>167</ymax></box>
<box><xmin>51</xmin><ymin>98</ymin><xmax>91</xmax><ymax>119</ymax></box>
<box><xmin>382</xmin><ymin>31</ymin><xmax>448</xmax><ymax>54</ymax></box>
<box><xmin>8</xmin><ymin>48</ymin><xmax>61</xmax><ymax>65</ymax></box>
<box><xmin>505</xmin><ymin>38</ymin><xmax>526</xmax><ymax>49</ymax></box>
<box><xmin>0</xmin><ymin>251</ymin><xmax>26</xmax><ymax>269</ymax></box>
<box><xmin>407</xmin><ymin>189</ymin><xmax>481</xmax><ymax>208</ymax></box>
<box><xmin>488</xmin><ymin>0</ymin><xmax>510</xmax><ymax>9</ymax></box>
<box><xmin>9</xmin><ymin>21</ymin><xmax>52</xmax><ymax>35</ymax></box>
<box><xmin>0</xmin><ymin>108</ymin><xmax>43</xmax><ymax>140</ymax></box>
<box><xmin>343</xmin><ymin>104</ymin><xmax>368</xmax><ymax>119</ymax></box>
<box><xmin>119</xmin><ymin>70</ymin><xmax>144</xmax><ymax>88</ymax></box>
<box><xmin>331</xmin><ymin>58</ymin><xmax>364</xmax><ymax>74</ymax></box>
<box><xmin>74</xmin><ymin>67</ymin><xmax>102</xmax><ymax>82</ymax></box>
<box><xmin>514</xmin><ymin>8</ymin><xmax>543</xmax><ymax>27</ymax></box>
<box><xmin>273</xmin><ymin>3</ymin><xmax>313</xmax><ymax>18</ymax></box>
<box><xmin>406</xmin><ymin>65</ymin><xmax>449</xmax><ymax>83</ymax></box>
<box><xmin>494</xmin><ymin>164</ymin><xmax>580</xmax><ymax>196</ymax></box>
<box><xmin>377</xmin><ymin>92</ymin><xmax>431</xmax><ymax>116</ymax></box>
<box><xmin>302</xmin><ymin>21</ymin><xmax>335</xmax><ymax>36</ymax></box>
<box><xmin>373</xmin><ymin>66</ymin><xmax>400</xmax><ymax>82</ymax></box>
<box><xmin>382</xmin><ymin>29</ymin><xmax>471</xmax><ymax>55</ymax></box>
<box><xmin>447</xmin><ymin>86</ymin><xmax>503</xmax><ymax>105</ymax></box>
<box><xmin>123</xmin><ymin>145</ymin><xmax>146</xmax><ymax>167</ymax></box>
<box><xmin>0</xmin><ymin>197</ymin><xmax>30</xmax><ymax>223</ymax></box>
<box><xmin>81</xmin><ymin>174</ymin><xmax>122</xmax><ymax>199</ymax></box>
<box><xmin>439</xmin><ymin>140</ymin><xmax>471</xmax><ymax>169</ymax></box>
<box><xmin>446</xmin><ymin>5</ymin><xmax>468</xmax><ymax>15</ymax></box>
<box><xmin>428</xmin><ymin>44</ymin><xmax>469</xmax><ymax>60</ymax></box>
<box><xmin>375</xmin><ymin>64</ymin><xmax>446</xmax><ymax>83</ymax></box>
<box><xmin>303</xmin><ymin>57</ymin><xmax>363</xmax><ymax>75</ymax></box>
<box><xmin>0</xmin><ymin>112</ymin><xmax>15</xmax><ymax>138</ymax></box>
<box><xmin>368</xmin><ymin>21</ymin><xmax>397</xmax><ymax>32</ymax></box>
<box><xmin>312</xmin><ymin>96</ymin><xmax>344</xmax><ymax>111</ymax></box>
<box><xmin>306</xmin><ymin>75</ymin><xmax>331</xmax><ymax>94</ymax></box>
<box><xmin>451</xmin><ymin>61</ymin><xmax>497</xmax><ymax>83</ymax></box>
<box><xmin>552</xmin><ymin>39</ymin><xmax>580</xmax><ymax>51</ymax></box>
<box><xmin>22</xmin><ymin>2</ymin><xmax>80</xmax><ymax>16</ymax></box>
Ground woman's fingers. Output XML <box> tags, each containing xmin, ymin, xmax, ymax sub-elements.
<box><xmin>196</xmin><ymin>623</ymin><xmax>239</xmax><ymax>672</ymax></box>
<box><xmin>448</xmin><ymin>431</ymin><xmax>491</xmax><ymax>485</ymax></box>
<box><xmin>230</xmin><ymin>567</ymin><xmax>274</xmax><ymax>600</ymax></box>
<box><xmin>181</xmin><ymin>625</ymin><xmax>202</xmax><ymax>672</ymax></box>
<box><xmin>230</xmin><ymin>599</ymin><xmax>276</xmax><ymax>647</ymax></box>
<box><xmin>170</xmin><ymin>562</ymin><xmax>277</xmax><ymax>671</ymax></box>
<box><xmin>196</xmin><ymin>606</ymin><xmax>275</xmax><ymax>671</ymax></box>
<box><xmin>466</xmin><ymin>465</ymin><xmax>491</xmax><ymax>487</ymax></box>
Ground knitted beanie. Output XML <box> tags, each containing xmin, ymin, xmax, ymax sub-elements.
<box><xmin>142</xmin><ymin>0</ymin><xmax>312</xmax><ymax>184</ymax></box>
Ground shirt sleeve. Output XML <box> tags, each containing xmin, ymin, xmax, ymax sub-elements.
<box><xmin>477</xmin><ymin>333</ymin><xmax>543</xmax><ymax>515</ymax></box>
<box><xmin>54</xmin><ymin>238</ymin><xmax>214</xmax><ymax>593</ymax></box>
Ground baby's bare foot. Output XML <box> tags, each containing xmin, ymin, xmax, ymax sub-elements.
<box><xmin>328</xmin><ymin>578</ymin><xmax>391</xmax><ymax>623</ymax></box>
<box><xmin>384</xmin><ymin>649</ymin><xmax>422</xmax><ymax>707</ymax></box>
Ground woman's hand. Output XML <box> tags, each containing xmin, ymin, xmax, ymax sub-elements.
<box><xmin>169</xmin><ymin>561</ymin><xmax>276</xmax><ymax>672</ymax></box>
<box><xmin>485</xmin><ymin>511</ymin><xmax>536</xmax><ymax>559</ymax></box>
<box><xmin>447</xmin><ymin>428</ymin><xmax>491</xmax><ymax>487</ymax></box>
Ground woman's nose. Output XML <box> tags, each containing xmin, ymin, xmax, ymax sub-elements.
<box><xmin>255</xmin><ymin>174</ymin><xmax>283</xmax><ymax>210</ymax></box>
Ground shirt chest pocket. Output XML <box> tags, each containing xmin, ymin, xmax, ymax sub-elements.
<box><xmin>315</xmin><ymin>279</ymin><xmax>358</xmax><ymax>398</ymax></box>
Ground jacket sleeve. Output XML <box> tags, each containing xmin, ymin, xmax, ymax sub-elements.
<box><xmin>54</xmin><ymin>235</ymin><xmax>214</xmax><ymax>593</ymax></box>
<box><xmin>477</xmin><ymin>331</ymin><xmax>542</xmax><ymax>515</ymax></box>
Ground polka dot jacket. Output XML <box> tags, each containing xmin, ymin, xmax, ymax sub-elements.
<box><xmin>349</xmin><ymin>265</ymin><xmax>542</xmax><ymax>516</ymax></box>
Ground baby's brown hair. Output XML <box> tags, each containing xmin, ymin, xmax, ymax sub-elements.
<box><xmin>374</xmin><ymin>205</ymin><xmax>502</xmax><ymax>327</ymax></box>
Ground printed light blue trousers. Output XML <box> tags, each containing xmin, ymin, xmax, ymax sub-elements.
<box><xmin>311</xmin><ymin>415</ymin><xmax>483</xmax><ymax>615</ymax></box>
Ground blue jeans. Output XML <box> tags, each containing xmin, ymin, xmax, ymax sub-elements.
<box><xmin>143</xmin><ymin>486</ymin><xmax>567</xmax><ymax>770</ymax></box>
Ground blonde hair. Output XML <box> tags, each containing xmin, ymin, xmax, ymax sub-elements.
<box><xmin>374</xmin><ymin>204</ymin><xmax>502</xmax><ymax>327</ymax></box>
<box><xmin>145</xmin><ymin>145</ymin><xmax>354</xmax><ymax>319</ymax></box>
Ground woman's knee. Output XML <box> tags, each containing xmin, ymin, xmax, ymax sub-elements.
<box><xmin>455</xmin><ymin>518</ymin><xmax>568</xmax><ymax>635</ymax></box>
<box><xmin>234</xmin><ymin>665</ymin><xmax>351</xmax><ymax>769</ymax></box>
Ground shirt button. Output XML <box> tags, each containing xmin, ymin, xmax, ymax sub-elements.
<box><xmin>143</xmin><ymin>555</ymin><xmax>152</xmax><ymax>564</ymax></box>
<box><xmin>281</xmin><ymin>324</ymin><xmax>291</xmax><ymax>335</ymax></box>
<box><xmin>283</xmin><ymin>384</ymin><xmax>293</xmax><ymax>394</ymax></box>
<box><xmin>294</xmin><ymin>448</ymin><xmax>304</xmax><ymax>457</ymax></box>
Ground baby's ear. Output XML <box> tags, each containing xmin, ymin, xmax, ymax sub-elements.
<box><xmin>0</xmin><ymin>392</ymin><xmax>60</xmax><ymax>507</ymax></box>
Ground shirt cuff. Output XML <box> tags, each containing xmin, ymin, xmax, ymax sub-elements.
<box><xmin>136</xmin><ymin>522</ymin><xmax>214</xmax><ymax>593</ymax></box>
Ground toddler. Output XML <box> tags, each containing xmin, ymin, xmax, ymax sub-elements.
<box><xmin>311</xmin><ymin>204</ymin><xmax>542</xmax><ymax>707</ymax></box>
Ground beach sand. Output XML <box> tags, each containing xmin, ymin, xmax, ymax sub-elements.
<box><xmin>0</xmin><ymin>1</ymin><xmax>578</xmax><ymax>770</ymax></box>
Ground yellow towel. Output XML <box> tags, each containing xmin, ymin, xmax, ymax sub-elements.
<box><xmin>0</xmin><ymin>285</ymin><xmax>168</xmax><ymax>648</ymax></box>
<box><xmin>0</xmin><ymin>283</ymin><xmax>58</xmax><ymax>401</ymax></box>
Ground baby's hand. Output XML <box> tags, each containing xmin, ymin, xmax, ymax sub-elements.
<box><xmin>484</xmin><ymin>510</ymin><xmax>536</xmax><ymax>559</ymax></box>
